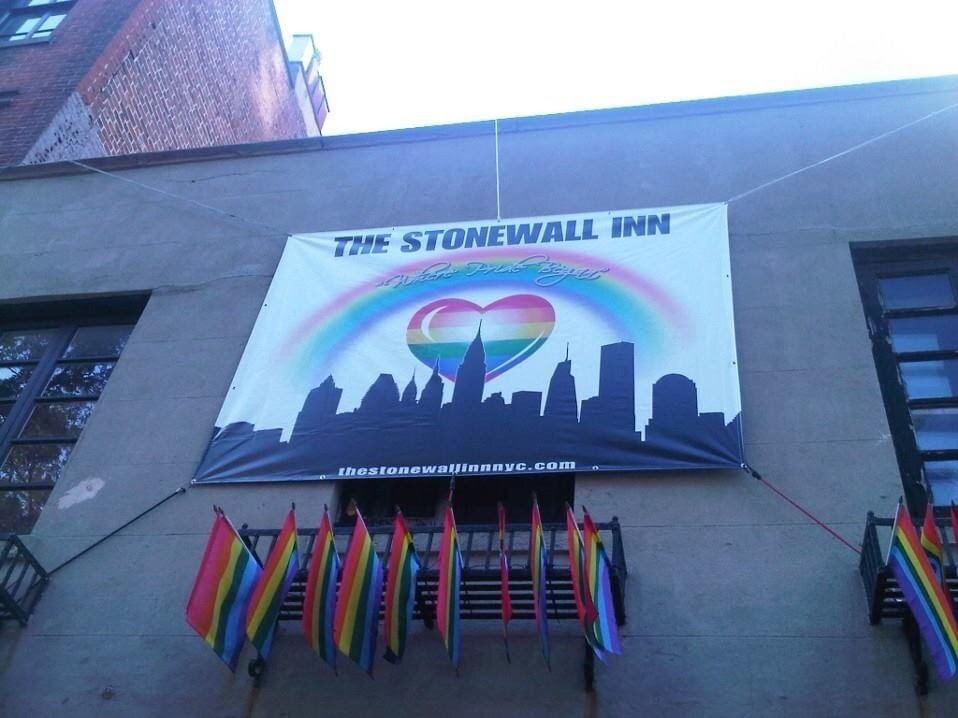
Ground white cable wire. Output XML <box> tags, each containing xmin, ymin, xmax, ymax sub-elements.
<box><xmin>68</xmin><ymin>160</ymin><xmax>291</xmax><ymax>237</ymax></box>
<box><xmin>68</xmin><ymin>100</ymin><xmax>958</xmax><ymax>232</ymax></box>
<box><xmin>726</xmin><ymin>101</ymin><xmax>958</xmax><ymax>204</ymax></box>
<box><xmin>494</xmin><ymin>118</ymin><xmax>502</xmax><ymax>221</ymax></box>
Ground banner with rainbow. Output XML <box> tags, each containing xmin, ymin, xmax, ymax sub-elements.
<box><xmin>193</xmin><ymin>204</ymin><xmax>743</xmax><ymax>483</ymax></box>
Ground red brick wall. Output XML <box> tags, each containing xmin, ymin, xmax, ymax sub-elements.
<box><xmin>77</xmin><ymin>0</ymin><xmax>308</xmax><ymax>157</ymax></box>
<box><xmin>0</xmin><ymin>0</ymin><xmax>141</xmax><ymax>165</ymax></box>
<box><xmin>0</xmin><ymin>0</ymin><xmax>309</xmax><ymax>165</ymax></box>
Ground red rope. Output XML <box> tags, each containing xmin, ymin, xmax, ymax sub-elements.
<box><xmin>744</xmin><ymin>465</ymin><xmax>861</xmax><ymax>555</ymax></box>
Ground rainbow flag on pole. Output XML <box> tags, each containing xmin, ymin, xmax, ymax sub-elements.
<box><xmin>437</xmin><ymin>502</ymin><xmax>462</xmax><ymax>669</ymax></box>
<box><xmin>921</xmin><ymin>502</ymin><xmax>945</xmax><ymax>582</ymax></box>
<box><xmin>566</xmin><ymin>505</ymin><xmax>599</xmax><ymax>651</ymax></box>
<box><xmin>887</xmin><ymin>501</ymin><xmax>958</xmax><ymax>681</ymax></box>
<box><xmin>383</xmin><ymin>510</ymin><xmax>420</xmax><ymax>664</ymax></box>
<box><xmin>333</xmin><ymin>506</ymin><xmax>383</xmax><ymax>675</ymax></box>
<box><xmin>498</xmin><ymin>502</ymin><xmax>513</xmax><ymax>662</ymax></box>
<box><xmin>302</xmin><ymin>506</ymin><xmax>340</xmax><ymax>671</ymax></box>
<box><xmin>246</xmin><ymin>507</ymin><xmax>300</xmax><ymax>658</ymax></box>
<box><xmin>530</xmin><ymin>495</ymin><xmax>551</xmax><ymax>669</ymax></box>
<box><xmin>583</xmin><ymin>509</ymin><xmax>623</xmax><ymax>658</ymax></box>
<box><xmin>186</xmin><ymin>508</ymin><xmax>262</xmax><ymax>670</ymax></box>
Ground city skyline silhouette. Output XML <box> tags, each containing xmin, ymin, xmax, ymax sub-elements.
<box><xmin>194</xmin><ymin>330</ymin><xmax>743</xmax><ymax>482</ymax></box>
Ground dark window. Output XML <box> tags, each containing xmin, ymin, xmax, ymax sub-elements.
<box><xmin>0</xmin><ymin>1</ymin><xmax>74</xmax><ymax>45</ymax></box>
<box><xmin>853</xmin><ymin>240</ymin><xmax>958</xmax><ymax>509</ymax></box>
<box><xmin>0</xmin><ymin>298</ymin><xmax>144</xmax><ymax>533</ymax></box>
<box><xmin>337</xmin><ymin>474</ymin><xmax>575</xmax><ymax>527</ymax></box>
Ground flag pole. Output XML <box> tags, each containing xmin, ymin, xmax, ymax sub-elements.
<box><xmin>497</xmin><ymin>500</ymin><xmax>512</xmax><ymax>663</ymax></box>
<box><xmin>886</xmin><ymin>497</ymin><xmax>904</xmax><ymax>566</ymax></box>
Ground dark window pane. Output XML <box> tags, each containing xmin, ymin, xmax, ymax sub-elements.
<box><xmin>42</xmin><ymin>362</ymin><xmax>115</xmax><ymax>398</ymax></box>
<box><xmin>912</xmin><ymin>408</ymin><xmax>958</xmax><ymax>451</ymax></box>
<box><xmin>0</xmin><ymin>15</ymin><xmax>40</xmax><ymax>40</ymax></box>
<box><xmin>20</xmin><ymin>401</ymin><xmax>95</xmax><ymax>439</ymax></box>
<box><xmin>0</xmin><ymin>329</ymin><xmax>56</xmax><ymax>362</ymax></box>
<box><xmin>0</xmin><ymin>489</ymin><xmax>51</xmax><ymax>534</ymax></box>
<box><xmin>63</xmin><ymin>325</ymin><xmax>133</xmax><ymax>359</ymax></box>
<box><xmin>925</xmin><ymin>460</ymin><xmax>958</xmax><ymax>506</ymax></box>
<box><xmin>0</xmin><ymin>402</ymin><xmax>12</xmax><ymax>427</ymax></box>
<box><xmin>0</xmin><ymin>443</ymin><xmax>72</xmax><ymax>485</ymax></box>
<box><xmin>879</xmin><ymin>273</ymin><xmax>954</xmax><ymax>310</ymax></box>
<box><xmin>900</xmin><ymin>359</ymin><xmax>958</xmax><ymax>400</ymax></box>
<box><xmin>0</xmin><ymin>365</ymin><xmax>33</xmax><ymax>400</ymax></box>
<box><xmin>889</xmin><ymin>315</ymin><xmax>958</xmax><ymax>353</ymax></box>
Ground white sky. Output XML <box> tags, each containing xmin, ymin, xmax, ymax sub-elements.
<box><xmin>274</xmin><ymin>1</ymin><xmax>958</xmax><ymax>137</ymax></box>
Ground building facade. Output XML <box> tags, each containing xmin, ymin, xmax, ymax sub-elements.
<box><xmin>0</xmin><ymin>0</ymin><xmax>327</xmax><ymax>165</ymax></box>
<box><xmin>0</xmin><ymin>76</ymin><xmax>957</xmax><ymax>716</ymax></box>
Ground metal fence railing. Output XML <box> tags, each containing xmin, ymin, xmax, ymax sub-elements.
<box><xmin>0</xmin><ymin>533</ymin><xmax>49</xmax><ymax>626</ymax></box>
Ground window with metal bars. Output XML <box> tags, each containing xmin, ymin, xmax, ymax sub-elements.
<box><xmin>0</xmin><ymin>299</ymin><xmax>144</xmax><ymax>533</ymax></box>
<box><xmin>853</xmin><ymin>239</ymin><xmax>958</xmax><ymax>510</ymax></box>
<box><xmin>0</xmin><ymin>0</ymin><xmax>74</xmax><ymax>45</ymax></box>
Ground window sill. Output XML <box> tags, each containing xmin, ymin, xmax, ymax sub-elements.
<box><xmin>0</xmin><ymin>38</ymin><xmax>53</xmax><ymax>49</ymax></box>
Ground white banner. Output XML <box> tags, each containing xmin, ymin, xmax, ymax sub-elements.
<box><xmin>194</xmin><ymin>203</ymin><xmax>743</xmax><ymax>482</ymax></box>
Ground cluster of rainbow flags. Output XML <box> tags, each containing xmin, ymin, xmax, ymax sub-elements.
<box><xmin>185</xmin><ymin>494</ymin><xmax>622</xmax><ymax>675</ymax></box>
<box><xmin>886</xmin><ymin>501</ymin><xmax>958</xmax><ymax>682</ymax></box>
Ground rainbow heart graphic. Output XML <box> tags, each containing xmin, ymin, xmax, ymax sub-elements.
<box><xmin>407</xmin><ymin>295</ymin><xmax>555</xmax><ymax>382</ymax></box>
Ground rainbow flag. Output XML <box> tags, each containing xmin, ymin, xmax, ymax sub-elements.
<box><xmin>246</xmin><ymin>508</ymin><xmax>300</xmax><ymax>658</ymax></box>
<box><xmin>333</xmin><ymin>507</ymin><xmax>383</xmax><ymax>675</ymax></box>
<box><xmin>921</xmin><ymin>502</ymin><xmax>945</xmax><ymax>582</ymax></box>
<box><xmin>186</xmin><ymin>509</ymin><xmax>262</xmax><ymax>670</ymax></box>
<box><xmin>583</xmin><ymin>510</ymin><xmax>623</xmax><ymax>658</ymax></box>
<box><xmin>565</xmin><ymin>505</ymin><xmax>598</xmax><ymax>650</ymax></box>
<box><xmin>530</xmin><ymin>497</ymin><xmax>551</xmax><ymax>668</ymax></box>
<box><xmin>437</xmin><ymin>503</ymin><xmax>462</xmax><ymax>668</ymax></box>
<box><xmin>887</xmin><ymin>501</ymin><xmax>958</xmax><ymax>680</ymax></box>
<box><xmin>498</xmin><ymin>502</ymin><xmax>512</xmax><ymax>661</ymax></box>
<box><xmin>383</xmin><ymin>510</ymin><xmax>420</xmax><ymax>664</ymax></box>
<box><xmin>302</xmin><ymin>506</ymin><xmax>340</xmax><ymax>670</ymax></box>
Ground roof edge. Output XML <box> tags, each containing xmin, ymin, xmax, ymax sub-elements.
<box><xmin>2</xmin><ymin>73</ymin><xmax>956</xmax><ymax>182</ymax></box>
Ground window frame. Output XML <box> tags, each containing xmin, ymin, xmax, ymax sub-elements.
<box><xmin>0</xmin><ymin>295</ymin><xmax>146</xmax><ymax>532</ymax></box>
<box><xmin>852</xmin><ymin>238</ymin><xmax>958</xmax><ymax>511</ymax></box>
<box><xmin>0</xmin><ymin>0</ymin><xmax>75</xmax><ymax>46</ymax></box>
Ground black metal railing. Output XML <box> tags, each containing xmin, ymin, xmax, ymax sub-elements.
<box><xmin>859</xmin><ymin>512</ymin><xmax>958</xmax><ymax>625</ymax></box>
<box><xmin>859</xmin><ymin>511</ymin><xmax>958</xmax><ymax>694</ymax></box>
<box><xmin>0</xmin><ymin>533</ymin><xmax>49</xmax><ymax>626</ymax></box>
<box><xmin>238</xmin><ymin>517</ymin><xmax>628</xmax><ymax>626</ymax></box>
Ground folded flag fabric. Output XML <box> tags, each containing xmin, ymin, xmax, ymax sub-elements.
<box><xmin>246</xmin><ymin>507</ymin><xmax>300</xmax><ymax>658</ymax></box>
<box><xmin>887</xmin><ymin>501</ymin><xmax>958</xmax><ymax>681</ymax></box>
<box><xmin>530</xmin><ymin>496</ymin><xmax>551</xmax><ymax>668</ymax></box>
<box><xmin>566</xmin><ymin>505</ymin><xmax>600</xmax><ymax>654</ymax></box>
<box><xmin>498</xmin><ymin>502</ymin><xmax>512</xmax><ymax>661</ymax></box>
<box><xmin>383</xmin><ymin>510</ymin><xmax>420</xmax><ymax>664</ymax></box>
<box><xmin>437</xmin><ymin>502</ymin><xmax>462</xmax><ymax>668</ymax></box>
<box><xmin>333</xmin><ymin>506</ymin><xmax>384</xmax><ymax>675</ymax></box>
<box><xmin>921</xmin><ymin>502</ymin><xmax>945</xmax><ymax>582</ymax></box>
<box><xmin>583</xmin><ymin>510</ymin><xmax>623</xmax><ymax>658</ymax></box>
<box><xmin>303</xmin><ymin>506</ymin><xmax>340</xmax><ymax>670</ymax></box>
<box><xmin>186</xmin><ymin>508</ymin><xmax>263</xmax><ymax>671</ymax></box>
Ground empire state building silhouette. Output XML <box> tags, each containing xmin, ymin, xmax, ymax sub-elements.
<box><xmin>451</xmin><ymin>324</ymin><xmax>486</xmax><ymax>407</ymax></box>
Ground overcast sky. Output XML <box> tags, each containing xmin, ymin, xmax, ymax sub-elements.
<box><xmin>274</xmin><ymin>1</ymin><xmax>957</xmax><ymax>136</ymax></box>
